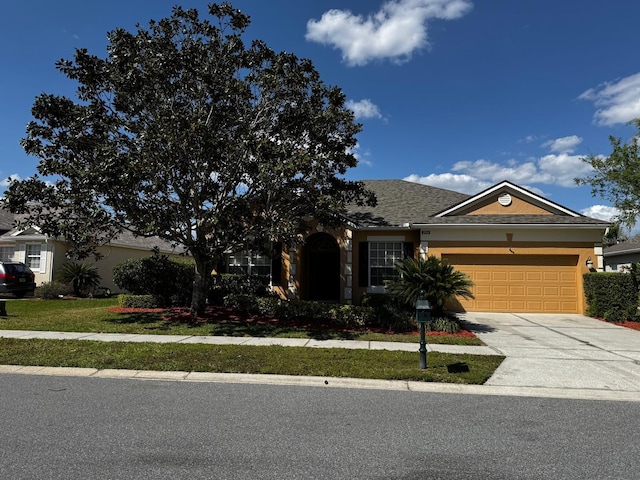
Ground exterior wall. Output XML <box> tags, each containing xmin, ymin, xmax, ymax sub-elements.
<box><xmin>464</xmin><ymin>196</ymin><xmax>552</xmax><ymax>215</ymax></box>
<box><xmin>92</xmin><ymin>244</ymin><xmax>187</xmax><ymax>293</ymax></box>
<box><xmin>603</xmin><ymin>253</ymin><xmax>640</xmax><ymax>272</ymax></box>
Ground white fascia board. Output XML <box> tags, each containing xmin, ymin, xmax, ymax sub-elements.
<box><xmin>604</xmin><ymin>248</ymin><xmax>640</xmax><ymax>257</ymax></box>
<box><xmin>411</xmin><ymin>223</ymin><xmax>608</xmax><ymax>229</ymax></box>
<box><xmin>435</xmin><ymin>181</ymin><xmax>581</xmax><ymax>217</ymax></box>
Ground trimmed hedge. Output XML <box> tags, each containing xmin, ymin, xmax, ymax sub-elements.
<box><xmin>583</xmin><ymin>272</ymin><xmax>638</xmax><ymax>322</ymax></box>
<box><xmin>117</xmin><ymin>294</ymin><xmax>160</xmax><ymax>309</ymax></box>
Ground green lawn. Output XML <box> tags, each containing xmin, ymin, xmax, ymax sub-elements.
<box><xmin>0</xmin><ymin>298</ymin><xmax>502</xmax><ymax>384</ymax></box>
<box><xmin>0</xmin><ymin>298</ymin><xmax>484</xmax><ymax>346</ymax></box>
<box><xmin>0</xmin><ymin>338</ymin><xmax>503</xmax><ymax>384</ymax></box>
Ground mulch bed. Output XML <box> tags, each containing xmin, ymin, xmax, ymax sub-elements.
<box><xmin>610</xmin><ymin>320</ymin><xmax>640</xmax><ymax>332</ymax></box>
<box><xmin>107</xmin><ymin>305</ymin><xmax>476</xmax><ymax>338</ymax></box>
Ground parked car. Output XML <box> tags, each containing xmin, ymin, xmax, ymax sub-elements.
<box><xmin>0</xmin><ymin>262</ymin><xmax>36</xmax><ymax>297</ymax></box>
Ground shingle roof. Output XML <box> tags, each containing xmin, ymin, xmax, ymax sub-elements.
<box><xmin>346</xmin><ymin>180</ymin><xmax>470</xmax><ymax>227</ymax></box>
<box><xmin>0</xmin><ymin>208</ymin><xmax>15</xmax><ymax>232</ymax></box>
<box><xmin>604</xmin><ymin>234</ymin><xmax>640</xmax><ymax>256</ymax></box>
<box><xmin>347</xmin><ymin>180</ymin><xmax>608</xmax><ymax>228</ymax></box>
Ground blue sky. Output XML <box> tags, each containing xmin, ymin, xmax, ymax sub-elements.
<box><xmin>2</xmin><ymin>0</ymin><xmax>640</xmax><ymax>223</ymax></box>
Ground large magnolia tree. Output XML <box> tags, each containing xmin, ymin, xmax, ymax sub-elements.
<box><xmin>4</xmin><ymin>3</ymin><xmax>375</xmax><ymax>316</ymax></box>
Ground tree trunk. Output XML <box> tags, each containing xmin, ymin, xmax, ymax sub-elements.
<box><xmin>190</xmin><ymin>253</ymin><xmax>212</xmax><ymax>319</ymax></box>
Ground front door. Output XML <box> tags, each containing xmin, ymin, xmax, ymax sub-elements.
<box><xmin>305</xmin><ymin>233</ymin><xmax>340</xmax><ymax>302</ymax></box>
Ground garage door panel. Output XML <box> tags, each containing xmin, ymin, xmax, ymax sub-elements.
<box><xmin>444</xmin><ymin>254</ymin><xmax>580</xmax><ymax>314</ymax></box>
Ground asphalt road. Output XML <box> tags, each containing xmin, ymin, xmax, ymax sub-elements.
<box><xmin>1</xmin><ymin>373</ymin><xmax>638</xmax><ymax>479</ymax></box>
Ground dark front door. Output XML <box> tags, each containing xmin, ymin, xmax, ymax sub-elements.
<box><xmin>305</xmin><ymin>233</ymin><xmax>340</xmax><ymax>302</ymax></box>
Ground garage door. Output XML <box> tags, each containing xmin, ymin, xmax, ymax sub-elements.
<box><xmin>443</xmin><ymin>254</ymin><xmax>580</xmax><ymax>313</ymax></box>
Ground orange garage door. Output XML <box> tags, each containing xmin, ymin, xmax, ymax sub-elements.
<box><xmin>443</xmin><ymin>254</ymin><xmax>580</xmax><ymax>313</ymax></box>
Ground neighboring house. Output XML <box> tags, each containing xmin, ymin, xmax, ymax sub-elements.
<box><xmin>603</xmin><ymin>234</ymin><xmax>640</xmax><ymax>272</ymax></box>
<box><xmin>0</xmin><ymin>213</ymin><xmax>188</xmax><ymax>293</ymax></box>
<box><xmin>263</xmin><ymin>180</ymin><xmax>608</xmax><ymax>315</ymax></box>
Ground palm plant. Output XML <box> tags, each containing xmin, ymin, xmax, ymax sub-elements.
<box><xmin>56</xmin><ymin>262</ymin><xmax>101</xmax><ymax>297</ymax></box>
<box><xmin>386</xmin><ymin>255</ymin><xmax>474</xmax><ymax>316</ymax></box>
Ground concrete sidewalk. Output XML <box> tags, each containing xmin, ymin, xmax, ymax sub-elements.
<box><xmin>0</xmin><ymin>329</ymin><xmax>495</xmax><ymax>355</ymax></box>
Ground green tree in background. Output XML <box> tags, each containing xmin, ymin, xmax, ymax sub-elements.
<box><xmin>576</xmin><ymin>119</ymin><xmax>640</xmax><ymax>230</ymax></box>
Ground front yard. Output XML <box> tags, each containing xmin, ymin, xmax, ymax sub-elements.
<box><xmin>0</xmin><ymin>298</ymin><xmax>503</xmax><ymax>384</ymax></box>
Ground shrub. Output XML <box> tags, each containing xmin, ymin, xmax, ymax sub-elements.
<box><xmin>386</xmin><ymin>255</ymin><xmax>474</xmax><ymax>316</ymax></box>
<box><xmin>583</xmin><ymin>272</ymin><xmax>638</xmax><ymax>322</ymax></box>
<box><xmin>327</xmin><ymin>304</ymin><xmax>374</xmax><ymax>328</ymax></box>
<box><xmin>34</xmin><ymin>281</ymin><xmax>74</xmax><ymax>299</ymax></box>
<box><xmin>113</xmin><ymin>255</ymin><xmax>194</xmax><ymax>306</ymax></box>
<box><xmin>55</xmin><ymin>262</ymin><xmax>101</xmax><ymax>296</ymax></box>
<box><xmin>222</xmin><ymin>295</ymin><xmax>375</xmax><ymax>330</ymax></box>
<box><xmin>425</xmin><ymin>315</ymin><xmax>461</xmax><ymax>334</ymax></box>
<box><xmin>361</xmin><ymin>293</ymin><xmax>415</xmax><ymax>332</ymax></box>
<box><xmin>117</xmin><ymin>294</ymin><xmax>160</xmax><ymax>309</ymax></box>
<box><xmin>209</xmin><ymin>274</ymin><xmax>271</xmax><ymax>304</ymax></box>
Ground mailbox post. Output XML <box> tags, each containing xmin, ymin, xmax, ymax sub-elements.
<box><xmin>415</xmin><ymin>294</ymin><xmax>431</xmax><ymax>369</ymax></box>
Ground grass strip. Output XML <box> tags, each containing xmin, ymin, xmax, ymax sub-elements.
<box><xmin>0</xmin><ymin>338</ymin><xmax>503</xmax><ymax>384</ymax></box>
<box><xmin>0</xmin><ymin>299</ymin><xmax>484</xmax><ymax>346</ymax></box>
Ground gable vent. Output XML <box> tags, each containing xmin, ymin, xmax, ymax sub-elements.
<box><xmin>498</xmin><ymin>193</ymin><xmax>512</xmax><ymax>206</ymax></box>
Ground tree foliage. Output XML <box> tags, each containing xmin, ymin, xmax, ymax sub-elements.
<box><xmin>3</xmin><ymin>3</ymin><xmax>375</xmax><ymax>316</ymax></box>
<box><xmin>576</xmin><ymin>119</ymin><xmax>640</xmax><ymax>229</ymax></box>
<box><xmin>386</xmin><ymin>255</ymin><xmax>474</xmax><ymax>316</ymax></box>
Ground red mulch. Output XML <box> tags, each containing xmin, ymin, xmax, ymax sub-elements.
<box><xmin>611</xmin><ymin>321</ymin><xmax>640</xmax><ymax>331</ymax></box>
<box><xmin>592</xmin><ymin>316</ymin><xmax>640</xmax><ymax>331</ymax></box>
<box><xmin>106</xmin><ymin>305</ymin><xmax>476</xmax><ymax>338</ymax></box>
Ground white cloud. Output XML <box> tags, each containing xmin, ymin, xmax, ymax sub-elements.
<box><xmin>1</xmin><ymin>174</ymin><xmax>20</xmax><ymax>188</ymax></box>
<box><xmin>305</xmin><ymin>0</ymin><xmax>473</xmax><ymax>66</ymax></box>
<box><xmin>345</xmin><ymin>99</ymin><xmax>383</xmax><ymax>120</ymax></box>
<box><xmin>579</xmin><ymin>72</ymin><xmax>640</xmax><ymax>126</ymax></box>
<box><xmin>403</xmin><ymin>173</ymin><xmax>491</xmax><ymax>194</ymax></box>
<box><xmin>404</xmin><ymin>135</ymin><xmax>596</xmax><ymax>194</ymax></box>
<box><xmin>349</xmin><ymin>143</ymin><xmax>373</xmax><ymax>167</ymax></box>
<box><xmin>580</xmin><ymin>205</ymin><xmax>618</xmax><ymax>221</ymax></box>
<box><xmin>542</xmin><ymin>135</ymin><xmax>582</xmax><ymax>154</ymax></box>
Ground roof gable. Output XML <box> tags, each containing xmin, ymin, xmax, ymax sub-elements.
<box><xmin>347</xmin><ymin>179</ymin><xmax>608</xmax><ymax>229</ymax></box>
<box><xmin>435</xmin><ymin>181</ymin><xmax>581</xmax><ymax>218</ymax></box>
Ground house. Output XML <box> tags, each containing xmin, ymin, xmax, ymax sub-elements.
<box><xmin>603</xmin><ymin>234</ymin><xmax>640</xmax><ymax>272</ymax></box>
<box><xmin>267</xmin><ymin>180</ymin><xmax>609</xmax><ymax>315</ymax></box>
<box><xmin>0</xmin><ymin>212</ymin><xmax>187</xmax><ymax>293</ymax></box>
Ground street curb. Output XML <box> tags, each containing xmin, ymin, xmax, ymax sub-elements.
<box><xmin>1</xmin><ymin>364</ymin><xmax>639</xmax><ymax>403</ymax></box>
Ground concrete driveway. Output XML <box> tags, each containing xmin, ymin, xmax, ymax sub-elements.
<box><xmin>459</xmin><ymin>312</ymin><xmax>640</xmax><ymax>395</ymax></box>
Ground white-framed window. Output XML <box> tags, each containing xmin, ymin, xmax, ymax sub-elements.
<box><xmin>0</xmin><ymin>246</ymin><xmax>14</xmax><ymax>262</ymax></box>
<box><xmin>369</xmin><ymin>241</ymin><xmax>404</xmax><ymax>287</ymax></box>
<box><xmin>226</xmin><ymin>251</ymin><xmax>271</xmax><ymax>277</ymax></box>
<box><xmin>25</xmin><ymin>244</ymin><xmax>42</xmax><ymax>270</ymax></box>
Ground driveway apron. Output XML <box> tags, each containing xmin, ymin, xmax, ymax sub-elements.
<box><xmin>459</xmin><ymin>312</ymin><xmax>640</xmax><ymax>392</ymax></box>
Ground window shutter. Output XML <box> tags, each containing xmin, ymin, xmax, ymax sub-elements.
<box><xmin>358</xmin><ymin>242</ymin><xmax>369</xmax><ymax>287</ymax></box>
<box><xmin>403</xmin><ymin>242</ymin><xmax>415</xmax><ymax>259</ymax></box>
<box><xmin>271</xmin><ymin>242</ymin><xmax>282</xmax><ymax>286</ymax></box>
<box><xmin>39</xmin><ymin>244</ymin><xmax>47</xmax><ymax>274</ymax></box>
